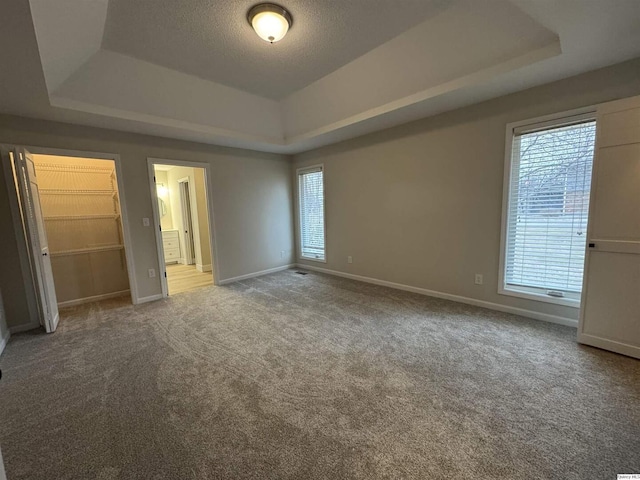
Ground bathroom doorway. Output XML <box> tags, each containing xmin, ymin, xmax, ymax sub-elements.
<box><xmin>149</xmin><ymin>159</ymin><xmax>218</xmax><ymax>296</ymax></box>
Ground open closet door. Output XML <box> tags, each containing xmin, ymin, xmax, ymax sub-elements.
<box><xmin>13</xmin><ymin>148</ymin><xmax>60</xmax><ymax>332</ymax></box>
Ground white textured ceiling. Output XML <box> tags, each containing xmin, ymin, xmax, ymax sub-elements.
<box><xmin>101</xmin><ymin>0</ymin><xmax>449</xmax><ymax>99</ymax></box>
<box><xmin>1</xmin><ymin>0</ymin><xmax>639</xmax><ymax>154</ymax></box>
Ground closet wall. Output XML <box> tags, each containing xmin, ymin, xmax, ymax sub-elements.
<box><xmin>33</xmin><ymin>154</ymin><xmax>130</xmax><ymax>306</ymax></box>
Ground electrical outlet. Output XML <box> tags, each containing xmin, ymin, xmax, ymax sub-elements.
<box><xmin>142</xmin><ymin>217</ymin><xmax>150</xmax><ymax>227</ymax></box>
<box><xmin>347</xmin><ymin>256</ymin><xmax>353</xmax><ymax>264</ymax></box>
<box><xmin>475</xmin><ymin>274</ymin><xmax>483</xmax><ymax>285</ymax></box>
<box><xmin>148</xmin><ymin>268</ymin><xmax>156</xmax><ymax>278</ymax></box>
<box><xmin>280</xmin><ymin>250</ymin><xmax>285</xmax><ymax>258</ymax></box>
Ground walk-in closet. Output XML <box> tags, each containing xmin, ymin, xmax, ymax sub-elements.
<box><xmin>32</xmin><ymin>154</ymin><xmax>130</xmax><ymax>307</ymax></box>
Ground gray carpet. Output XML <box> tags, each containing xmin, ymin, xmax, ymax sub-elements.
<box><xmin>0</xmin><ymin>270</ymin><xmax>638</xmax><ymax>479</ymax></box>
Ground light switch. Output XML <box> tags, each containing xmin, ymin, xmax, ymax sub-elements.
<box><xmin>142</xmin><ymin>217</ymin><xmax>150</xmax><ymax>227</ymax></box>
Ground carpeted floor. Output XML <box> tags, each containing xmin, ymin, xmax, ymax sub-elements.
<box><xmin>0</xmin><ymin>269</ymin><xmax>638</xmax><ymax>479</ymax></box>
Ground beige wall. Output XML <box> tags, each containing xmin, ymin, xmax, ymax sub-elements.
<box><xmin>155</xmin><ymin>170</ymin><xmax>174</xmax><ymax>231</ymax></box>
<box><xmin>293</xmin><ymin>58</ymin><xmax>640</xmax><ymax>322</ymax></box>
<box><xmin>166</xmin><ymin>165</ymin><xmax>193</xmax><ymax>263</ymax></box>
<box><xmin>0</xmin><ymin>117</ymin><xmax>294</xmax><ymax>329</ymax></box>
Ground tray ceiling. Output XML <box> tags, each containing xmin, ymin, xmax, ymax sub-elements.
<box><xmin>102</xmin><ymin>0</ymin><xmax>449</xmax><ymax>100</ymax></box>
<box><xmin>2</xmin><ymin>0</ymin><xmax>639</xmax><ymax>154</ymax></box>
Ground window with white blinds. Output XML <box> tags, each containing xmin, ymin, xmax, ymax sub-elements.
<box><xmin>298</xmin><ymin>166</ymin><xmax>325</xmax><ymax>261</ymax></box>
<box><xmin>502</xmin><ymin>116</ymin><xmax>596</xmax><ymax>302</ymax></box>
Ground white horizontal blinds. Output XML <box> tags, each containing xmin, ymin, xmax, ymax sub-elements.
<box><xmin>299</xmin><ymin>167</ymin><xmax>325</xmax><ymax>260</ymax></box>
<box><xmin>506</xmin><ymin>119</ymin><xmax>596</xmax><ymax>294</ymax></box>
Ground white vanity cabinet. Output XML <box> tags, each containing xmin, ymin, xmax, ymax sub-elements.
<box><xmin>162</xmin><ymin>229</ymin><xmax>181</xmax><ymax>264</ymax></box>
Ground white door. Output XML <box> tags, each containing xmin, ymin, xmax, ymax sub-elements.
<box><xmin>14</xmin><ymin>148</ymin><xmax>60</xmax><ymax>332</ymax></box>
<box><xmin>578</xmin><ymin>96</ymin><xmax>640</xmax><ymax>359</ymax></box>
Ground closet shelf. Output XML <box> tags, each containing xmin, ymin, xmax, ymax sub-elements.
<box><xmin>50</xmin><ymin>244</ymin><xmax>125</xmax><ymax>257</ymax></box>
<box><xmin>40</xmin><ymin>189</ymin><xmax>118</xmax><ymax>197</ymax></box>
<box><xmin>36</xmin><ymin>163</ymin><xmax>114</xmax><ymax>174</ymax></box>
<box><xmin>44</xmin><ymin>214</ymin><xmax>120</xmax><ymax>221</ymax></box>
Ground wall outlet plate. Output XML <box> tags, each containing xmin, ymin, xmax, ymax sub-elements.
<box><xmin>148</xmin><ymin>268</ymin><xmax>156</xmax><ymax>278</ymax></box>
<box><xmin>475</xmin><ymin>274</ymin><xmax>483</xmax><ymax>285</ymax></box>
<box><xmin>347</xmin><ymin>256</ymin><xmax>353</xmax><ymax>264</ymax></box>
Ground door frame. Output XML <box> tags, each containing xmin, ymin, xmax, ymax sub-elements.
<box><xmin>147</xmin><ymin>157</ymin><xmax>221</xmax><ymax>298</ymax></box>
<box><xmin>177</xmin><ymin>176</ymin><xmax>196</xmax><ymax>265</ymax></box>
<box><xmin>19</xmin><ymin>146</ymin><xmax>139</xmax><ymax>306</ymax></box>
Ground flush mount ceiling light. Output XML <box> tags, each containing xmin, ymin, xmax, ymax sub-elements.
<box><xmin>247</xmin><ymin>3</ymin><xmax>293</xmax><ymax>44</ymax></box>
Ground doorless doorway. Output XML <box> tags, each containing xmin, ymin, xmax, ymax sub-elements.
<box><xmin>1</xmin><ymin>146</ymin><xmax>136</xmax><ymax>333</ymax></box>
<box><xmin>148</xmin><ymin>158</ymin><xmax>219</xmax><ymax>297</ymax></box>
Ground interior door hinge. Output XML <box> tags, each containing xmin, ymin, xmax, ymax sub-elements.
<box><xmin>164</xmin><ymin>271</ymin><xmax>167</xmax><ymax>278</ymax></box>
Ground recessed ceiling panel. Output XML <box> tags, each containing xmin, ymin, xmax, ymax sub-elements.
<box><xmin>101</xmin><ymin>0</ymin><xmax>450</xmax><ymax>99</ymax></box>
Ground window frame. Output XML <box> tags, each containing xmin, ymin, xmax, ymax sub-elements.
<box><xmin>498</xmin><ymin>107</ymin><xmax>597</xmax><ymax>308</ymax></box>
<box><xmin>296</xmin><ymin>164</ymin><xmax>327</xmax><ymax>263</ymax></box>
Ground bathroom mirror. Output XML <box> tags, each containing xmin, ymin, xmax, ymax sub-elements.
<box><xmin>158</xmin><ymin>198</ymin><xmax>167</xmax><ymax>217</ymax></box>
<box><xmin>156</xmin><ymin>183</ymin><xmax>168</xmax><ymax>217</ymax></box>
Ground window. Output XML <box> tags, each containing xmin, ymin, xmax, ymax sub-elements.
<box><xmin>298</xmin><ymin>165</ymin><xmax>325</xmax><ymax>261</ymax></box>
<box><xmin>500</xmin><ymin>113</ymin><xmax>596</xmax><ymax>305</ymax></box>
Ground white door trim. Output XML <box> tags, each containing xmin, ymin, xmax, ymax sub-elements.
<box><xmin>24</xmin><ymin>146</ymin><xmax>139</xmax><ymax>305</ymax></box>
<box><xmin>147</xmin><ymin>157</ymin><xmax>221</xmax><ymax>298</ymax></box>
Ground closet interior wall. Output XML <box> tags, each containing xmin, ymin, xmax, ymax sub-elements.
<box><xmin>33</xmin><ymin>154</ymin><xmax>130</xmax><ymax>306</ymax></box>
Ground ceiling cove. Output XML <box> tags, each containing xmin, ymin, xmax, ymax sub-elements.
<box><xmin>17</xmin><ymin>0</ymin><xmax>640</xmax><ymax>153</ymax></box>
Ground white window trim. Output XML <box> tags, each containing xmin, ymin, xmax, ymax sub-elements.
<box><xmin>498</xmin><ymin>106</ymin><xmax>597</xmax><ymax>308</ymax></box>
<box><xmin>296</xmin><ymin>164</ymin><xmax>327</xmax><ymax>264</ymax></box>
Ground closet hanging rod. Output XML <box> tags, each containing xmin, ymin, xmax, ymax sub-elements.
<box><xmin>35</xmin><ymin>163</ymin><xmax>114</xmax><ymax>173</ymax></box>
<box><xmin>40</xmin><ymin>189</ymin><xmax>116</xmax><ymax>196</ymax></box>
<box><xmin>44</xmin><ymin>214</ymin><xmax>120</xmax><ymax>221</ymax></box>
<box><xmin>50</xmin><ymin>244</ymin><xmax>125</xmax><ymax>257</ymax></box>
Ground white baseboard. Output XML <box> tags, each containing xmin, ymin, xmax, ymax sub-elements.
<box><xmin>0</xmin><ymin>329</ymin><xmax>10</xmax><ymax>356</ymax></box>
<box><xmin>57</xmin><ymin>290</ymin><xmax>130</xmax><ymax>309</ymax></box>
<box><xmin>9</xmin><ymin>322</ymin><xmax>41</xmax><ymax>334</ymax></box>
<box><xmin>196</xmin><ymin>263</ymin><xmax>212</xmax><ymax>273</ymax></box>
<box><xmin>578</xmin><ymin>333</ymin><xmax>640</xmax><ymax>359</ymax></box>
<box><xmin>135</xmin><ymin>294</ymin><xmax>163</xmax><ymax>304</ymax></box>
<box><xmin>218</xmin><ymin>264</ymin><xmax>296</xmax><ymax>285</ymax></box>
<box><xmin>296</xmin><ymin>264</ymin><xmax>578</xmax><ymax>328</ymax></box>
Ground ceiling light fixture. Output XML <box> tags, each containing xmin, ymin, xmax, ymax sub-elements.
<box><xmin>247</xmin><ymin>3</ymin><xmax>293</xmax><ymax>44</ymax></box>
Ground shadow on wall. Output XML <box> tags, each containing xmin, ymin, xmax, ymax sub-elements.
<box><xmin>0</xmin><ymin>289</ymin><xmax>9</xmax><ymax>356</ymax></box>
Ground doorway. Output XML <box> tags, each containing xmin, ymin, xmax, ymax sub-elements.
<box><xmin>1</xmin><ymin>146</ymin><xmax>136</xmax><ymax>333</ymax></box>
<box><xmin>150</xmin><ymin>160</ymin><xmax>217</xmax><ymax>296</ymax></box>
